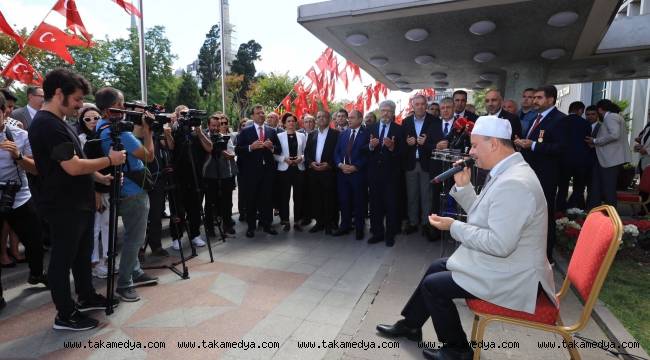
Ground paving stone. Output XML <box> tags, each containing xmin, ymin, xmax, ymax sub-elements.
<box><xmin>290</xmin><ymin>320</ymin><xmax>341</xmax><ymax>343</ymax></box>
<box><xmin>286</xmin><ymin>262</ymin><xmax>319</xmax><ymax>275</ymax></box>
<box><xmin>320</xmin><ymin>290</ymin><xmax>364</xmax><ymax>309</ymax></box>
<box><xmin>249</xmin><ymin>314</ymin><xmax>303</xmax><ymax>340</ymax></box>
<box><xmin>271</xmin><ymin>298</ymin><xmax>318</xmax><ymax>320</ymax></box>
<box><xmin>270</xmin><ymin>339</ymin><xmax>328</xmax><ymax>360</ymax></box>
<box><xmin>286</xmin><ymin>286</ymin><xmax>329</xmax><ymax>304</ymax></box>
<box><xmin>306</xmin><ymin>304</ymin><xmax>353</xmax><ymax>327</ymax></box>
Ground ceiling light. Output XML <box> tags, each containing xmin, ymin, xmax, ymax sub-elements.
<box><xmin>386</xmin><ymin>73</ymin><xmax>402</xmax><ymax>81</ymax></box>
<box><xmin>477</xmin><ymin>81</ymin><xmax>492</xmax><ymax>87</ymax></box>
<box><xmin>541</xmin><ymin>48</ymin><xmax>566</xmax><ymax>59</ymax></box>
<box><xmin>569</xmin><ymin>75</ymin><xmax>587</xmax><ymax>82</ymax></box>
<box><xmin>472</xmin><ymin>87</ymin><xmax>484</xmax><ymax>92</ymax></box>
<box><xmin>480</xmin><ymin>72</ymin><xmax>498</xmax><ymax>80</ymax></box>
<box><xmin>430</xmin><ymin>73</ymin><xmax>447</xmax><ymax>80</ymax></box>
<box><xmin>435</xmin><ymin>87</ymin><xmax>448</xmax><ymax>92</ymax></box>
<box><xmin>400</xmin><ymin>88</ymin><xmax>413</xmax><ymax>93</ymax></box>
<box><xmin>615</xmin><ymin>70</ymin><xmax>636</xmax><ymax>78</ymax></box>
<box><xmin>474</xmin><ymin>52</ymin><xmax>495</xmax><ymax>63</ymax></box>
<box><xmin>586</xmin><ymin>64</ymin><xmax>608</xmax><ymax>73</ymax></box>
<box><xmin>405</xmin><ymin>28</ymin><xmax>428</xmax><ymax>41</ymax></box>
<box><xmin>346</xmin><ymin>34</ymin><xmax>368</xmax><ymax>46</ymax></box>
<box><xmin>395</xmin><ymin>81</ymin><xmax>409</xmax><ymax>88</ymax></box>
<box><xmin>370</xmin><ymin>57</ymin><xmax>388</xmax><ymax>67</ymax></box>
<box><xmin>548</xmin><ymin>11</ymin><xmax>579</xmax><ymax>27</ymax></box>
<box><xmin>415</xmin><ymin>55</ymin><xmax>435</xmax><ymax>65</ymax></box>
<box><xmin>469</xmin><ymin>21</ymin><xmax>496</xmax><ymax>35</ymax></box>
<box><xmin>435</xmin><ymin>81</ymin><xmax>449</xmax><ymax>87</ymax></box>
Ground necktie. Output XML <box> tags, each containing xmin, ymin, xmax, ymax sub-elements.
<box><xmin>527</xmin><ymin>114</ymin><xmax>543</xmax><ymax>139</ymax></box>
<box><xmin>443</xmin><ymin>123</ymin><xmax>449</xmax><ymax>137</ymax></box>
<box><xmin>485</xmin><ymin>174</ymin><xmax>492</xmax><ymax>185</ymax></box>
<box><xmin>259</xmin><ymin>126</ymin><xmax>264</xmax><ymax>142</ymax></box>
<box><xmin>454</xmin><ymin>114</ymin><xmax>459</xmax><ymax>120</ymax></box>
<box><xmin>379</xmin><ymin>125</ymin><xmax>386</xmax><ymax>147</ymax></box>
<box><xmin>345</xmin><ymin>129</ymin><xmax>356</xmax><ymax>165</ymax></box>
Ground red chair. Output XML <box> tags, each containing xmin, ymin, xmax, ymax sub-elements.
<box><xmin>617</xmin><ymin>167</ymin><xmax>650</xmax><ymax>218</ymax></box>
<box><xmin>465</xmin><ymin>205</ymin><xmax>622</xmax><ymax>360</ymax></box>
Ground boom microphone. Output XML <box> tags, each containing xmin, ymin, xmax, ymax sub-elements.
<box><xmin>430</xmin><ymin>158</ymin><xmax>476</xmax><ymax>184</ymax></box>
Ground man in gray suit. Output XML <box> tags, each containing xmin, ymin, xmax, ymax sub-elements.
<box><xmin>586</xmin><ymin>99</ymin><xmax>631</xmax><ymax>210</ymax></box>
<box><xmin>376</xmin><ymin>116</ymin><xmax>556</xmax><ymax>360</ymax></box>
<box><xmin>11</xmin><ymin>86</ymin><xmax>43</xmax><ymax>131</ymax></box>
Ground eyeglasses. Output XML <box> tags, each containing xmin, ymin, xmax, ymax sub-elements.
<box><xmin>220</xmin><ymin>122</ymin><xmax>228</xmax><ymax>125</ymax></box>
<box><xmin>83</xmin><ymin>115</ymin><xmax>101</xmax><ymax>122</ymax></box>
<box><xmin>31</xmin><ymin>94</ymin><xmax>44</xmax><ymax>98</ymax></box>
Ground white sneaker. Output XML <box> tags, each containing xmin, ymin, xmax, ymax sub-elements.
<box><xmin>92</xmin><ymin>264</ymin><xmax>108</xmax><ymax>279</ymax></box>
<box><xmin>113</xmin><ymin>259</ymin><xmax>120</xmax><ymax>274</ymax></box>
<box><xmin>191</xmin><ymin>237</ymin><xmax>206</xmax><ymax>247</ymax></box>
<box><xmin>172</xmin><ymin>239</ymin><xmax>180</xmax><ymax>251</ymax></box>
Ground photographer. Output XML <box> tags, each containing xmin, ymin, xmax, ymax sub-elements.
<box><xmin>29</xmin><ymin>69</ymin><xmax>125</xmax><ymax>330</ymax></box>
<box><xmin>169</xmin><ymin>105</ymin><xmax>213</xmax><ymax>249</ymax></box>
<box><xmin>204</xmin><ymin>114</ymin><xmax>236</xmax><ymax>235</ymax></box>
<box><xmin>94</xmin><ymin>87</ymin><xmax>159</xmax><ymax>303</ymax></box>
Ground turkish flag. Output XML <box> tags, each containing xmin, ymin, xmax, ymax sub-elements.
<box><xmin>293</xmin><ymin>94</ymin><xmax>308</xmax><ymax>121</ymax></box>
<box><xmin>1</xmin><ymin>54</ymin><xmax>43</xmax><ymax>85</ymax></box>
<box><xmin>338</xmin><ymin>66</ymin><xmax>348</xmax><ymax>91</ymax></box>
<box><xmin>0</xmin><ymin>12</ymin><xmax>23</xmax><ymax>50</ymax></box>
<box><xmin>281</xmin><ymin>94</ymin><xmax>292</xmax><ymax>113</ymax></box>
<box><xmin>355</xmin><ymin>95</ymin><xmax>364</xmax><ymax>113</ymax></box>
<box><xmin>26</xmin><ymin>22</ymin><xmax>95</xmax><ymax>64</ymax></box>
<box><xmin>52</xmin><ymin>0</ymin><xmax>92</xmax><ymax>46</ymax></box>
<box><xmin>395</xmin><ymin>112</ymin><xmax>403</xmax><ymax>125</ymax></box>
<box><xmin>303</xmin><ymin>81</ymin><xmax>312</xmax><ymax>94</ymax></box>
<box><xmin>328</xmin><ymin>80</ymin><xmax>336</xmax><ymax>102</ymax></box>
<box><xmin>305</xmin><ymin>66</ymin><xmax>319</xmax><ymax>88</ymax></box>
<box><xmin>365</xmin><ymin>86</ymin><xmax>373</xmax><ymax>111</ymax></box>
<box><xmin>293</xmin><ymin>80</ymin><xmax>304</xmax><ymax>95</ymax></box>
<box><xmin>381</xmin><ymin>83</ymin><xmax>388</xmax><ymax>98</ymax></box>
<box><xmin>346</xmin><ymin>60</ymin><xmax>362</xmax><ymax>83</ymax></box>
<box><xmin>308</xmin><ymin>90</ymin><xmax>318</xmax><ymax>114</ymax></box>
<box><xmin>112</xmin><ymin>0</ymin><xmax>141</xmax><ymax>18</ymax></box>
<box><xmin>316</xmin><ymin>70</ymin><xmax>326</xmax><ymax>92</ymax></box>
<box><xmin>324</xmin><ymin>47</ymin><xmax>334</xmax><ymax>70</ymax></box>
<box><xmin>315</xmin><ymin>52</ymin><xmax>329</xmax><ymax>73</ymax></box>
<box><xmin>329</xmin><ymin>56</ymin><xmax>338</xmax><ymax>82</ymax></box>
<box><xmin>373</xmin><ymin>82</ymin><xmax>381</xmax><ymax>104</ymax></box>
<box><xmin>343</xmin><ymin>102</ymin><xmax>353</xmax><ymax>113</ymax></box>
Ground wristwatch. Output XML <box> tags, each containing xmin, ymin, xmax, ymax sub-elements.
<box><xmin>12</xmin><ymin>152</ymin><xmax>24</xmax><ymax>161</ymax></box>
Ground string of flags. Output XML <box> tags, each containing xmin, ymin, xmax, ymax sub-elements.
<box><xmin>0</xmin><ymin>0</ymin><xmax>139</xmax><ymax>85</ymax></box>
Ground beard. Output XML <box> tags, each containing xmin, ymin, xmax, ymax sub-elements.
<box><xmin>380</xmin><ymin>116</ymin><xmax>392</xmax><ymax>125</ymax></box>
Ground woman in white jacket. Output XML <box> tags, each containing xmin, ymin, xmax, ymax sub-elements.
<box><xmin>275</xmin><ymin>113</ymin><xmax>306</xmax><ymax>232</ymax></box>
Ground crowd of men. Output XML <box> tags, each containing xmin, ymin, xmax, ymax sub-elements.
<box><xmin>0</xmin><ymin>66</ymin><xmax>634</xmax><ymax>336</ymax></box>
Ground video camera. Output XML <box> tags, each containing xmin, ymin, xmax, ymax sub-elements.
<box><xmin>174</xmin><ymin>109</ymin><xmax>207</xmax><ymax>136</ymax></box>
<box><xmin>0</xmin><ymin>180</ymin><xmax>20</xmax><ymax>212</ymax></box>
<box><xmin>104</xmin><ymin>109</ymin><xmax>135</xmax><ymax>134</ymax></box>
<box><xmin>209</xmin><ymin>132</ymin><xmax>230</xmax><ymax>153</ymax></box>
<box><xmin>123</xmin><ymin>102</ymin><xmax>172</xmax><ymax>133</ymax></box>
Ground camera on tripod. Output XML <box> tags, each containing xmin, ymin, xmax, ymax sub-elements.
<box><xmin>124</xmin><ymin>102</ymin><xmax>171</xmax><ymax>133</ymax></box>
<box><xmin>209</xmin><ymin>132</ymin><xmax>230</xmax><ymax>152</ymax></box>
<box><xmin>0</xmin><ymin>180</ymin><xmax>20</xmax><ymax>212</ymax></box>
<box><xmin>175</xmin><ymin>109</ymin><xmax>207</xmax><ymax>136</ymax></box>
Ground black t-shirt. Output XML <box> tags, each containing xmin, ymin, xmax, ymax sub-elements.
<box><xmin>172</xmin><ymin>130</ymin><xmax>207</xmax><ymax>181</ymax></box>
<box><xmin>28</xmin><ymin>110</ymin><xmax>95</xmax><ymax>213</ymax></box>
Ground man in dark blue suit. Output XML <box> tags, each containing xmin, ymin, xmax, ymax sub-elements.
<box><xmin>333</xmin><ymin>110</ymin><xmax>368</xmax><ymax>240</ymax></box>
<box><xmin>556</xmin><ymin>101</ymin><xmax>593</xmax><ymax>211</ymax></box>
<box><xmin>363</xmin><ymin>100</ymin><xmax>404</xmax><ymax>247</ymax></box>
<box><xmin>235</xmin><ymin>104</ymin><xmax>282</xmax><ymax>238</ymax></box>
<box><xmin>515</xmin><ymin>85</ymin><xmax>570</xmax><ymax>265</ymax></box>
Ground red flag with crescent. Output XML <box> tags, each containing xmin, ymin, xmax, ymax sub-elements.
<box><xmin>373</xmin><ymin>82</ymin><xmax>381</xmax><ymax>104</ymax></box>
<box><xmin>324</xmin><ymin>47</ymin><xmax>334</xmax><ymax>70</ymax></box>
<box><xmin>52</xmin><ymin>0</ymin><xmax>92</xmax><ymax>46</ymax></box>
<box><xmin>328</xmin><ymin>80</ymin><xmax>336</xmax><ymax>102</ymax></box>
<box><xmin>346</xmin><ymin>60</ymin><xmax>362</xmax><ymax>83</ymax></box>
<box><xmin>0</xmin><ymin>12</ymin><xmax>24</xmax><ymax>50</ymax></box>
<box><xmin>293</xmin><ymin>80</ymin><xmax>305</xmax><ymax>95</ymax></box>
<box><xmin>338</xmin><ymin>66</ymin><xmax>348</xmax><ymax>91</ymax></box>
<box><xmin>112</xmin><ymin>0</ymin><xmax>142</xmax><ymax>18</ymax></box>
<box><xmin>305</xmin><ymin>66</ymin><xmax>319</xmax><ymax>88</ymax></box>
<box><xmin>355</xmin><ymin>95</ymin><xmax>364</xmax><ymax>113</ymax></box>
<box><xmin>395</xmin><ymin>112</ymin><xmax>403</xmax><ymax>125</ymax></box>
<box><xmin>308</xmin><ymin>90</ymin><xmax>318</xmax><ymax>114</ymax></box>
<box><xmin>381</xmin><ymin>83</ymin><xmax>389</xmax><ymax>98</ymax></box>
<box><xmin>280</xmin><ymin>94</ymin><xmax>292</xmax><ymax>113</ymax></box>
<box><xmin>344</xmin><ymin>102</ymin><xmax>353</xmax><ymax>113</ymax></box>
<box><xmin>26</xmin><ymin>22</ymin><xmax>95</xmax><ymax>64</ymax></box>
<box><xmin>1</xmin><ymin>54</ymin><xmax>42</xmax><ymax>85</ymax></box>
<box><xmin>315</xmin><ymin>52</ymin><xmax>329</xmax><ymax>73</ymax></box>
<box><xmin>365</xmin><ymin>86</ymin><xmax>373</xmax><ymax>111</ymax></box>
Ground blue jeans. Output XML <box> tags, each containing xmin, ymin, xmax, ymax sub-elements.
<box><xmin>117</xmin><ymin>193</ymin><xmax>149</xmax><ymax>289</ymax></box>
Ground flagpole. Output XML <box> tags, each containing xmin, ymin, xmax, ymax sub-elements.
<box><xmin>219</xmin><ymin>0</ymin><xmax>227</xmax><ymax>115</ymax></box>
<box><xmin>138</xmin><ymin>0</ymin><xmax>147</xmax><ymax>102</ymax></box>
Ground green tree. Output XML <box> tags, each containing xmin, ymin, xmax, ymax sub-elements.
<box><xmin>250</xmin><ymin>71</ymin><xmax>299</xmax><ymax>111</ymax></box>
<box><xmin>197</xmin><ymin>24</ymin><xmax>221</xmax><ymax>94</ymax></box>
<box><xmin>229</xmin><ymin>40</ymin><xmax>261</xmax><ymax>116</ymax></box>
<box><xmin>175</xmin><ymin>71</ymin><xmax>201</xmax><ymax>109</ymax></box>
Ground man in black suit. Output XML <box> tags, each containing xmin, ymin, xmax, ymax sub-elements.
<box><xmin>363</xmin><ymin>100</ymin><xmax>404</xmax><ymax>247</ymax></box>
<box><xmin>266</xmin><ymin>112</ymin><xmax>284</xmax><ymax>219</ymax></box>
<box><xmin>452</xmin><ymin>90</ymin><xmax>478</xmax><ymax>122</ymax></box>
<box><xmin>585</xmin><ymin>105</ymin><xmax>600</xmax><ymax>204</ymax></box>
<box><xmin>556</xmin><ymin>101</ymin><xmax>593</xmax><ymax>211</ymax></box>
<box><xmin>11</xmin><ymin>86</ymin><xmax>43</xmax><ymax>131</ymax></box>
<box><xmin>234</xmin><ymin>104</ymin><xmax>282</xmax><ymax>238</ymax></box>
<box><xmin>402</xmin><ymin>95</ymin><xmax>437</xmax><ymax>239</ymax></box>
<box><xmin>305</xmin><ymin>110</ymin><xmax>340</xmax><ymax>235</ymax></box>
<box><xmin>515</xmin><ymin>85</ymin><xmax>570</xmax><ymax>265</ymax></box>
<box><xmin>484</xmin><ymin>89</ymin><xmax>523</xmax><ymax>141</ymax></box>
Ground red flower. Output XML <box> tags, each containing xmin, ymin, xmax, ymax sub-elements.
<box><xmin>623</xmin><ymin>220</ymin><xmax>637</xmax><ymax>226</ymax></box>
<box><xmin>575</xmin><ymin>218</ymin><xmax>585</xmax><ymax>227</ymax></box>
<box><xmin>555</xmin><ymin>212</ymin><xmax>565</xmax><ymax>220</ymax></box>
<box><xmin>563</xmin><ymin>227</ymin><xmax>581</xmax><ymax>239</ymax></box>
<box><xmin>636</xmin><ymin>220</ymin><xmax>650</xmax><ymax>233</ymax></box>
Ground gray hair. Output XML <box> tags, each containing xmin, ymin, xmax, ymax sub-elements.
<box><xmin>379</xmin><ymin>100</ymin><xmax>396</xmax><ymax>112</ymax></box>
<box><xmin>439</xmin><ymin>97</ymin><xmax>453</xmax><ymax>106</ymax></box>
<box><xmin>412</xmin><ymin>94</ymin><xmax>427</xmax><ymax>103</ymax></box>
<box><xmin>486</xmin><ymin>89</ymin><xmax>503</xmax><ymax>99</ymax></box>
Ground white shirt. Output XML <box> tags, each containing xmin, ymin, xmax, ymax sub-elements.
<box><xmin>0</xmin><ymin>124</ymin><xmax>32</xmax><ymax>208</ymax></box>
<box><xmin>455</xmin><ymin>152</ymin><xmax>517</xmax><ymax>192</ymax></box>
<box><xmin>315</xmin><ymin>126</ymin><xmax>329</xmax><ymax>163</ymax></box>
<box><xmin>528</xmin><ymin>106</ymin><xmax>555</xmax><ymax>151</ymax></box>
<box><xmin>455</xmin><ymin>110</ymin><xmax>466</xmax><ymax>119</ymax></box>
<box><xmin>26</xmin><ymin>105</ymin><xmax>38</xmax><ymax>119</ymax></box>
<box><xmin>490</xmin><ymin>109</ymin><xmax>502</xmax><ymax>117</ymax></box>
<box><xmin>442</xmin><ymin>118</ymin><xmax>454</xmax><ymax>136</ymax></box>
<box><xmin>591</xmin><ymin>122</ymin><xmax>598</xmax><ymax>133</ymax></box>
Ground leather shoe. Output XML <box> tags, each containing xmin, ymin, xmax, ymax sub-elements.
<box><xmin>332</xmin><ymin>228</ymin><xmax>350</xmax><ymax>237</ymax></box>
<box><xmin>386</xmin><ymin>237</ymin><xmax>395</xmax><ymax>247</ymax></box>
<box><xmin>331</xmin><ymin>223</ymin><xmax>339</xmax><ymax>231</ymax></box>
<box><xmin>324</xmin><ymin>226</ymin><xmax>332</xmax><ymax>235</ymax></box>
<box><xmin>402</xmin><ymin>225</ymin><xmax>418</xmax><ymax>235</ymax></box>
<box><xmin>300</xmin><ymin>218</ymin><xmax>312</xmax><ymax>226</ymax></box>
<box><xmin>367</xmin><ymin>235</ymin><xmax>384</xmax><ymax>244</ymax></box>
<box><xmin>422</xmin><ymin>348</ymin><xmax>474</xmax><ymax>360</ymax></box>
<box><xmin>246</xmin><ymin>228</ymin><xmax>254</xmax><ymax>238</ymax></box>
<box><xmin>356</xmin><ymin>230</ymin><xmax>364</xmax><ymax>240</ymax></box>
<box><xmin>264</xmin><ymin>227</ymin><xmax>278</xmax><ymax>235</ymax></box>
<box><xmin>376</xmin><ymin>319</ymin><xmax>422</xmax><ymax>342</ymax></box>
<box><xmin>309</xmin><ymin>224</ymin><xmax>324</xmax><ymax>233</ymax></box>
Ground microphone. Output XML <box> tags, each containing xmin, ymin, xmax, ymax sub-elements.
<box><xmin>430</xmin><ymin>157</ymin><xmax>475</xmax><ymax>184</ymax></box>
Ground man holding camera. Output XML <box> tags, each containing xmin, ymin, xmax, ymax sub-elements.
<box><xmin>95</xmin><ymin>87</ymin><xmax>159</xmax><ymax>302</ymax></box>
<box><xmin>29</xmin><ymin>69</ymin><xmax>125</xmax><ymax>330</ymax></box>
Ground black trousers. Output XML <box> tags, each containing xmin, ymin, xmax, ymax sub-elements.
<box><xmin>278</xmin><ymin>167</ymin><xmax>305</xmax><ymax>223</ymax></box>
<box><xmin>245</xmin><ymin>167</ymin><xmax>276</xmax><ymax>229</ymax></box>
<box><xmin>0</xmin><ymin>199</ymin><xmax>44</xmax><ymax>279</ymax></box>
<box><xmin>542</xmin><ymin>182</ymin><xmax>557</xmax><ymax>261</ymax></box>
<box><xmin>205</xmin><ymin>177</ymin><xmax>234</xmax><ymax>227</ymax></box>
<box><xmin>237</xmin><ymin>173</ymin><xmax>246</xmax><ymax>217</ymax></box>
<box><xmin>300</xmin><ymin>170</ymin><xmax>313</xmax><ymax>221</ymax></box>
<box><xmin>43</xmin><ymin>209</ymin><xmax>97</xmax><ymax>317</ymax></box>
<box><xmin>146</xmin><ymin>176</ymin><xmax>165</xmax><ymax>249</ymax></box>
<box><xmin>309</xmin><ymin>168</ymin><xmax>336</xmax><ymax>228</ymax></box>
<box><xmin>640</xmin><ymin>164</ymin><xmax>649</xmax><ymax>205</ymax></box>
<box><xmin>588</xmin><ymin>162</ymin><xmax>621</xmax><ymax>210</ymax></box>
<box><xmin>556</xmin><ymin>164</ymin><xmax>590</xmax><ymax>212</ymax></box>
<box><xmin>27</xmin><ymin>173</ymin><xmax>50</xmax><ymax>243</ymax></box>
<box><xmin>170</xmin><ymin>177</ymin><xmax>202</xmax><ymax>240</ymax></box>
<box><xmin>401</xmin><ymin>258</ymin><xmax>477</xmax><ymax>344</ymax></box>
<box><xmin>369</xmin><ymin>179</ymin><xmax>399</xmax><ymax>239</ymax></box>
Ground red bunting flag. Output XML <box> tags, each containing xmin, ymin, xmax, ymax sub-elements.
<box><xmin>26</xmin><ymin>22</ymin><xmax>95</xmax><ymax>64</ymax></box>
<box><xmin>373</xmin><ymin>82</ymin><xmax>381</xmax><ymax>104</ymax></box>
<box><xmin>355</xmin><ymin>95</ymin><xmax>364</xmax><ymax>113</ymax></box>
<box><xmin>395</xmin><ymin>112</ymin><xmax>403</xmax><ymax>125</ymax></box>
<box><xmin>308</xmin><ymin>90</ymin><xmax>319</xmax><ymax>115</ymax></box>
<box><xmin>365</xmin><ymin>86</ymin><xmax>373</xmax><ymax>111</ymax></box>
<box><xmin>324</xmin><ymin>47</ymin><xmax>334</xmax><ymax>71</ymax></box>
<box><xmin>346</xmin><ymin>60</ymin><xmax>362</xmax><ymax>83</ymax></box>
<box><xmin>1</xmin><ymin>54</ymin><xmax>42</xmax><ymax>85</ymax></box>
<box><xmin>52</xmin><ymin>0</ymin><xmax>92</xmax><ymax>46</ymax></box>
<box><xmin>343</xmin><ymin>102</ymin><xmax>353</xmax><ymax>113</ymax></box>
<box><xmin>338</xmin><ymin>66</ymin><xmax>349</xmax><ymax>91</ymax></box>
<box><xmin>293</xmin><ymin>80</ymin><xmax>305</xmax><ymax>95</ymax></box>
<box><xmin>305</xmin><ymin>66</ymin><xmax>319</xmax><ymax>88</ymax></box>
<box><xmin>0</xmin><ymin>12</ymin><xmax>24</xmax><ymax>50</ymax></box>
<box><xmin>328</xmin><ymin>80</ymin><xmax>336</xmax><ymax>102</ymax></box>
<box><xmin>381</xmin><ymin>83</ymin><xmax>389</xmax><ymax>98</ymax></box>
<box><xmin>315</xmin><ymin>52</ymin><xmax>329</xmax><ymax>73</ymax></box>
<box><xmin>112</xmin><ymin>0</ymin><xmax>142</xmax><ymax>18</ymax></box>
<box><xmin>280</xmin><ymin>94</ymin><xmax>292</xmax><ymax>113</ymax></box>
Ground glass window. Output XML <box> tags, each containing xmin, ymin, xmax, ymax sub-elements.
<box><xmin>591</xmin><ymin>82</ymin><xmax>607</xmax><ymax>104</ymax></box>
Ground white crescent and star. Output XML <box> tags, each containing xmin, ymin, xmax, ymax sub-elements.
<box><xmin>63</xmin><ymin>0</ymin><xmax>75</xmax><ymax>11</ymax></box>
<box><xmin>12</xmin><ymin>63</ymin><xmax>28</xmax><ymax>74</ymax></box>
<box><xmin>39</xmin><ymin>32</ymin><xmax>56</xmax><ymax>43</ymax></box>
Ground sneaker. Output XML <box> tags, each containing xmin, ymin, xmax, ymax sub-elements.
<box><xmin>133</xmin><ymin>273</ymin><xmax>159</xmax><ymax>287</ymax></box>
<box><xmin>113</xmin><ymin>259</ymin><xmax>120</xmax><ymax>274</ymax></box>
<box><xmin>28</xmin><ymin>272</ymin><xmax>49</xmax><ymax>287</ymax></box>
<box><xmin>115</xmin><ymin>287</ymin><xmax>140</xmax><ymax>302</ymax></box>
<box><xmin>76</xmin><ymin>294</ymin><xmax>119</xmax><ymax>312</ymax></box>
<box><xmin>151</xmin><ymin>247</ymin><xmax>169</xmax><ymax>257</ymax></box>
<box><xmin>138</xmin><ymin>250</ymin><xmax>146</xmax><ymax>264</ymax></box>
<box><xmin>53</xmin><ymin>310</ymin><xmax>99</xmax><ymax>330</ymax></box>
<box><xmin>191</xmin><ymin>237</ymin><xmax>206</xmax><ymax>247</ymax></box>
<box><xmin>92</xmin><ymin>264</ymin><xmax>108</xmax><ymax>279</ymax></box>
<box><xmin>172</xmin><ymin>239</ymin><xmax>180</xmax><ymax>251</ymax></box>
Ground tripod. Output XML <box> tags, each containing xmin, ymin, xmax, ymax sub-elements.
<box><xmin>105</xmin><ymin>129</ymin><xmax>123</xmax><ymax>316</ymax></box>
<box><xmin>140</xmin><ymin>132</ymin><xmax>197</xmax><ymax>279</ymax></box>
<box><xmin>203</xmin><ymin>134</ymin><xmax>231</xmax><ymax>242</ymax></box>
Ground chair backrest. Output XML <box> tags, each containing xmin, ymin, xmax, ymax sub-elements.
<box><xmin>639</xmin><ymin>168</ymin><xmax>650</xmax><ymax>194</ymax></box>
<box><xmin>564</xmin><ymin>205</ymin><xmax>622</xmax><ymax>331</ymax></box>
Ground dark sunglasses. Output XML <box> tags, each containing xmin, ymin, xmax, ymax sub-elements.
<box><xmin>220</xmin><ymin>122</ymin><xmax>228</xmax><ymax>125</ymax></box>
<box><xmin>83</xmin><ymin>115</ymin><xmax>101</xmax><ymax>122</ymax></box>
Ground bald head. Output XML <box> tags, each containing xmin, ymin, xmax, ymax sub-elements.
<box><xmin>484</xmin><ymin>90</ymin><xmax>503</xmax><ymax>115</ymax></box>
<box><xmin>502</xmin><ymin>100</ymin><xmax>518</xmax><ymax>114</ymax></box>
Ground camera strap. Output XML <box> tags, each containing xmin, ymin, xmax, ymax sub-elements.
<box><xmin>3</xmin><ymin>126</ymin><xmax>23</xmax><ymax>187</ymax></box>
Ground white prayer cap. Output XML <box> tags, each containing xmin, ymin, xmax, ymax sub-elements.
<box><xmin>471</xmin><ymin>116</ymin><xmax>511</xmax><ymax>139</ymax></box>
